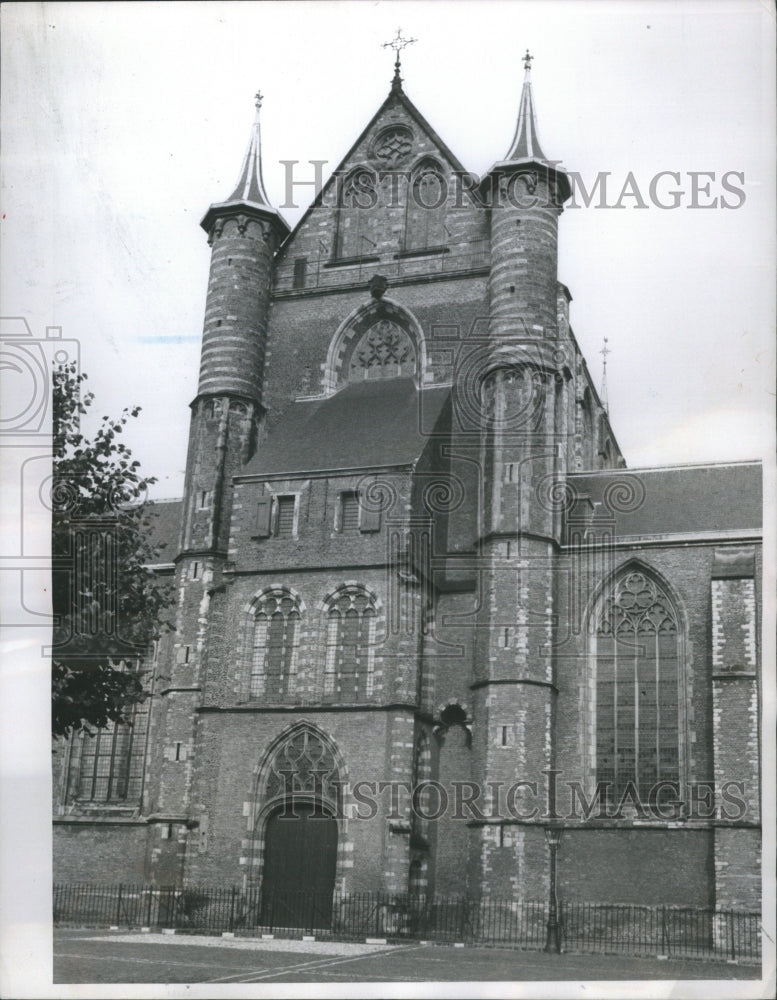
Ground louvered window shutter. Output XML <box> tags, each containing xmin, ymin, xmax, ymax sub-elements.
<box><xmin>255</xmin><ymin>498</ymin><xmax>272</xmax><ymax>537</ymax></box>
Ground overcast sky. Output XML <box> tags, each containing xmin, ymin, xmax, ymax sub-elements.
<box><xmin>2</xmin><ymin>0</ymin><xmax>775</xmax><ymax>500</ymax></box>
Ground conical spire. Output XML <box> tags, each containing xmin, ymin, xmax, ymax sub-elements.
<box><xmin>227</xmin><ymin>91</ymin><xmax>272</xmax><ymax>207</ymax></box>
<box><xmin>504</xmin><ymin>50</ymin><xmax>547</xmax><ymax>162</ymax></box>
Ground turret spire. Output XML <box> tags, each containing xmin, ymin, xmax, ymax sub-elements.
<box><xmin>504</xmin><ymin>49</ymin><xmax>547</xmax><ymax>161</ymax></box>
<box><xmin>227</xmin><ymin>90</ymin><xmax>272</xmax><ymax>206</ymax></box>
<box><xmin>383</xmin><ymin>28</ymin><xmax>416</xmax><ymax>93</ymax></box>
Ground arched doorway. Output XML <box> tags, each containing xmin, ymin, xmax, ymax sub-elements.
<box><xmin>260</xmin><ymin>802</ymin><xmax>338</xmax><ymax>929</ymax></box>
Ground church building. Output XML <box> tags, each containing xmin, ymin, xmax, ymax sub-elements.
<box><xmin>53</xmin><ymin>49</ymin><xmax>762</xmax><ymax>918</ymax></box>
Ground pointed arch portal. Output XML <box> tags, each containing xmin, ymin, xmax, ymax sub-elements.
<box><xmin>253</xmin><ymin>723</ymin><xmax>343</xmax><ymax>929</ymax></box>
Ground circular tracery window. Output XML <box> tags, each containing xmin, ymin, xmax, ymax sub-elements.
<box><xmin>370</xmin><ymin>125</ymin><xmax>414</xmax><ymax>167</ymax></box>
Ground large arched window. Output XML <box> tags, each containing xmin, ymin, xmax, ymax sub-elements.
<box><xmin>592</xmin><ymin>568</ymin><xmax>681</xmax><ymax>802</ymax></box>
<box><xmin>65</xmin><ymin>697</ymin><xmax>149</xmax><ymax>804</ymax></box>
<box><xmin>324</xmin><ymin>586</ymin><xmax>377</xmax><ymax>701</ymax></box>
<box><xmin>405</xmin><ymin>160</ymin><xmax>447</xmax><ymax>251</ymax></box>
<box><xmin>249</xmin><ymin>589</ymin><xmax>301</xmax><ymax>700</ymax></box>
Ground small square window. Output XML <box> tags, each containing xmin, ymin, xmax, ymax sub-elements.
<box><xmin>275</xmin><ymin>495</ymin><xmax>296</xmax><ymax>537</ymax></box>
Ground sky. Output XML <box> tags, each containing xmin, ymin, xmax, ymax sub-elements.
<box><xmin>1</xmin><ymin>0</ymin><xmax>775</xmax><ymax>503</ymax></box>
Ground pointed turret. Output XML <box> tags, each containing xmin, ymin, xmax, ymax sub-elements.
<box><xmin>504</xmin><ymin>50</ymin><xmax>546</xmax><ymax>161</ymax></box>
<box><xmin>201</xmin><ymin>91</ymin><xmax>288</xmax><ymax>233</ymax></box>
<box><xmin>197</xmin><ymin>92</ymin><xmax>289</xmax><ymax>402</ymax></box>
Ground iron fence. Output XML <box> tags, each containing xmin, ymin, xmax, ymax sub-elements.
<box><xmin>53</xmin><ymin>884</ymin><xmax>761</xmax><ymax>963</ymax></box>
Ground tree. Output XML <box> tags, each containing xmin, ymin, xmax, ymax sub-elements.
<box><xmin>51</xmin><ymin>363</ymin><xmax>172</xmax><ymax>738</ymax></box>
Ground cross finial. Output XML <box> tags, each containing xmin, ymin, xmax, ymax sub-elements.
<box><xmin>383</xmin><ymin>28</ymin><xmax>416</xmax><ymax>91</ymax></box>
<box><xmin>254</xmin><ymin>90</ymin><xmax>263</xmax><ymax>111</ymax></box>
<box><xmin>523</xmin><ymin>49</ymin><xmax>534</xmax><ymax>71</ymax></box>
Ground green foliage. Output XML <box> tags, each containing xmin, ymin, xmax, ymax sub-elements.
<box><xmin>52</xmin><ymin>363</ymin><xmax>172</xmax><ymax>739</ymax></box>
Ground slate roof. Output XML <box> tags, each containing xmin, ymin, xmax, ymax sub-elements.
<box><xmin>143</xmin><ymin>498</ymin><xmax>182</xmax><ymax>564</ymax></box>
<box><xmin>243</xmin><ymin>378</ymin><xmax>451</xmax><ymax>477</ymax></box>
<box><xmin>569</xmin><ymin>462</ymin><xmax>762</xmax><ymax>538</ymax></box>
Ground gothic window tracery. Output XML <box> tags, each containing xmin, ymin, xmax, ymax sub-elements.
<box><xmin>249</xmin><ymin>589</ymin><xmax>301</xmax><ymax>700</ymax></box>
<box><xmin>324</xmin><ymin>586</ymin><xmax>377</xmax><ymax>701</ymax></box>
<box><xmin>347</xmin><ymin>319</ymin><xmax>416</xmax><ymax>381</ymax></box>
<box><xmin>370</xmin><ymin>125</ymin><xmax>414</xmax><ymax>167</ymax></box>
<box><xmin>593</xmin><ymin>569</ymin><xmax>681</xmax><ymax>802</ymax></box>
<box><xmin>263</xmin><ymin>726</ymin><xmax>341</xmax><ymax>806</ymax></box>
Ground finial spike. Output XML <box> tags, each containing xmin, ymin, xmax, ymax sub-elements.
<box><xmin>599</xmin><ymin>337</ymin><xmax>611</xmax><ymax>411</ymax></box>
<box><xmin>523</xmin><ymin>49</ymin><xmax>533</xmax><ymax>72</ymax></box>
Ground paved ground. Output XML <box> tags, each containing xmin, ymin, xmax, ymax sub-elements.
<box><xmin>54</xmin><ymin>929</ymin><xmax>761</xmax><ymax>985</ymax></box>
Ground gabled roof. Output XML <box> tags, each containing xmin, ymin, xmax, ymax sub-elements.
<box><xmin>276</xmin><ymin>81</ymin><xmax>469</xmax><ymax>258</ymax></box>
<box><xmin>569</xmin><ymin>462</ymin><xmax>762</xmax><ymax>538</ymax></box>
<box><xmin>241</xmin><ymin>378</ymin><xmax>451</xmax><ymax>477</ymax></box>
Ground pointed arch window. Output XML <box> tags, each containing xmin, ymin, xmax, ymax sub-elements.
<box><xmin>249</xmin><ymin>590</ymin><xmax>301</xmax><ymax>700</ymax></box>
<box><xmin>593</xmin><ymin>569</ymin><xmax>681</xmax><ymax>802</ymax></box>
<box><xmin>405</xmin><ymin>161</ymin><xmax>447</xmax><ymax>251</ymax></box>
<box><xmin>324</xmin><ymin>587</ymin><xmax>377</xmax><ymax>701</ymax></box>
<box><xmin>334</xmin><ymin>169</ymin><xmax>380</xmax><ymax>260</ymax></box>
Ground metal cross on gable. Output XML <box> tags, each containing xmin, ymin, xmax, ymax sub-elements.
<box><xmin>383</xmin><ymin>27</ymin><xmax>417</xmax><ymax>73</ymax></box>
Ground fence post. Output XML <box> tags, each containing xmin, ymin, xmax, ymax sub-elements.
<box><xmin>661</xmin><ymin>905</ymin><xmax>668</xmax><ymax>957</ymax></box>
<box><xmin>145</xmin><ymin>886</ymin><xmax>153</xmax><ymax>927</ymax></box>
<box><xmin>229</xmin><ymin>886</ymin><xmax>237</xmax><ymax>932</ymax></box>
<box><xmin>115</xmin><ymin>884</ymin><xmax>123</xmax><ymax>927</ymax></box>
<box><xmin>729</xmin><ymin>912</ymin><xmax>736</xmax><ymax>963</ymax></box>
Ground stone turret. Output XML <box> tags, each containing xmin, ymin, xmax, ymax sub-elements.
<box><xmin>468</xmin><ymin>53</ymin><xmax>573</xmax><ymax>899</ymax></box>
<box><xmin>145</xmin><ymin>94</ymin><xmax>289</xmax><ymax>884</ymax></box>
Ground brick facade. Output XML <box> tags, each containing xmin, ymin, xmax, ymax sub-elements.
<box><xmin>54</xmin><ymin>65</ymin><xmax>761</xmax><ymax>916</ymax></box>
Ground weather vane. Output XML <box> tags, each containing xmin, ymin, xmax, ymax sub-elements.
<box><xmin>254</xmin><ymin>90</ymin><xmax>263</xmax><ymax>111</ymax></box>
<box><xmin>523</xmin><ymin>49</ymin><xmax>534</xmax><ymax>71</ymax></box>
<box><xmin>383</xmin><ymin>28</ymin><xmax>416</xmax><ymax>88</ymax></box>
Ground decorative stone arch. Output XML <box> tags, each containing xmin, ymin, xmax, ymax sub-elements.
<box><xmin>583</xmin><ymin>558</ymin><xmax>692</xmax><ymax>808</ymax></box>
<box><xmin>245</xmin><ymin>721</ymin><xmax>352</xmax><ymax>890</ymax></box>
<box><xmin>322</xmin><ymin>298</ymin><xmax>428</xmax><ymax>393</ymax></box>
<box><xmin>433</xmin><ymin>698</ymin><xmax>473</xmax><ymax>746</ymax></box>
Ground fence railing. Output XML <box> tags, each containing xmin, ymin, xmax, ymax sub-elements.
<box><xmin>53</xmin><ymin>884</ymin><xmax>761</xmax><ymax>963</ymax></box>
